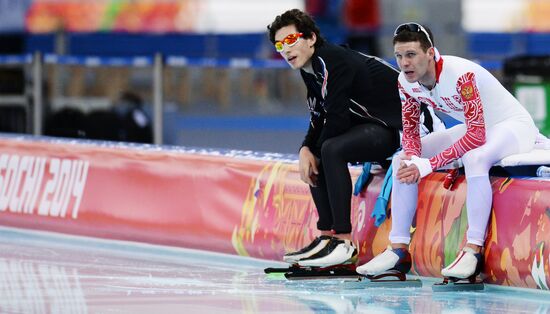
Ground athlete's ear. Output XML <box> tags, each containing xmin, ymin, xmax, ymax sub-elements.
<box><xmin>428</xmin><ymin>46</ymin><xmax>435</xmax><ymax>60</ymax></box>
<box><xmin>308</xmin><ymin>32</ymin><xmax>317</xmax><ymax>48</ymax></box>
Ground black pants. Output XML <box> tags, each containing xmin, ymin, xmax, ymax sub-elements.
<box><xmin>310</xmin><ymin>123</ymin><xmax>400</xmax><ymax>234</ymax></box>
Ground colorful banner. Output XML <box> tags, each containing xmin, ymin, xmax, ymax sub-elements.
<box><xmin>0</xmin><ymin>136</ymin><xmax>549</xmax><ymax>290</ymax></box>
<box><xmin>24</xmin><ymin>0</ymin><xmax>304</xmax><ymax>33</ymax></box>
<box><xmin>463</xmin><ymin>0</ymin><xmax>550</xmax><ymax>32</ymax></box>
<box><xmin>26</xmin><ymin>0</ymin><xmax>194</xmax><ymax>33</ymax></box>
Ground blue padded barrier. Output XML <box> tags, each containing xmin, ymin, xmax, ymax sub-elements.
<box><xmin>467</xmin><ymin>32</ymin><xmax>523</xmax><ymax>57</ymax></box>
<box><xmin>0</xmin><ymin>54</ymin><xmax>32</xmax><ymax>65</ymax></box>
<box><xmin>24</xmin><ymin>33</ymin><xmax>267</xmax><ymax>59</ymax></box>
<box><xmin>165</xmin><ymin>56</ymin><xmax>286</xmax><ymax>69</ymax></box>
<box><xmin>1</xmin><ymin>52</ymin><xmax>501</xmax><ymax>72</ymax></box>
<box><xmin>43</xmin><ymin>54</ymin><xmax>154</xmax><ymax>67</ymax></box>
<box><xmin>67</xmin><ymin>33</ymin><xmax>209</xmax><ymax>57</ymax></box>
<box><xmin>25</xmin><ymin>33</ymin><xmax>55</xmax><ymax>54</ymax></box>
<box><xmin>211</xmin><ymin>33</ymin><xmax>267</xmax><ymax>59</ymax></box>
<box><xmin>0</xmin><ymin>53</ymin><xmax>288</xmax><ymax>69</ymax></box>
<box><xmin>526</xmin><ymin>33</ymin><xmax>550</xmax><ymax>55</ymax></box>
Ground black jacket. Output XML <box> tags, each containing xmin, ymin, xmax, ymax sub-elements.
<box><xmin>300</xmin><ymin>42</ymin><xmax>403</xmax><ymax>155</ymax></box>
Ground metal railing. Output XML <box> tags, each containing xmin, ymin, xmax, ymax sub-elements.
<box><xmin>0</xmin><ymin>53</ymin><xmax>289</xmax><ymax>145</ymax></box>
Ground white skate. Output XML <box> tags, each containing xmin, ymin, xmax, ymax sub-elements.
<box><xmin>433</xmin><ymin>247</ymin><xmax>484</xmax><ymax>292</ymax></box>
<box><xmin>441</xmin><ymin>247</ymin><xmax>482</xmax><ymax>279</ymax></box>
<box><xmin>357</xmin><ymin>247</ymin><xmax>400</xmax><ymax>276</ymax></box>
<box><xmin>356</xmin><ymin>246</ymin><xmax>421</xmax><ymax>287</ymax></box>
<box><xmin>297</xmin><ymin>238</ymin><xmax>357</xmax><ymax>268</ymax></box>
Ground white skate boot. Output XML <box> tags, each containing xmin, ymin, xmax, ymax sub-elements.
<box><xmin>283</xmin><ymin>235</ymin><xmax>332</xmax><ymax>264</ymax></box>
<box><xmin>441</xmin><ymin>247</ymin><xmax>483</xmax><ymax>280</ymax></box>
<box><xmin>297</xmin><ymin>238</ymin><xmax>357</xmax><ymax>268</ymax></box>
<box><xmin>356</xmin><ymin>246</ymin><xmax>412</xmax><ymax>279</ymax></box>
<box><xmin>433</xmin><ymin>247</ymin><xmax>484</xmax><ymax>292</ymax></box>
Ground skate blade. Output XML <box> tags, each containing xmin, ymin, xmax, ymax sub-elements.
<box><xmin>432</xmin><ymin>281</ymin><xmax>484</xmax><ymax>292</ymax></box>
<box><xmin>346</xmin><ymin>276</ymin><xmax>422</xmax><ymax>289</ymax></box>
<box><xmin>264</xmin><ymin>265</ymin><xmax>299</xmax><ymax>274</ymax></box>
<box><xmin>285</xmin><ymin>274</ymin><xmax>362</xmax><ymax>281</ymax></box>
<box><xmin>284</xmin><ymin>267</ymin><xmax>360</xmax><ymax>280</ymax></box>
<box><xmin>265</xmin><ymin>272</ymin><xmax>287</xmax><ymax>280</ymax></box>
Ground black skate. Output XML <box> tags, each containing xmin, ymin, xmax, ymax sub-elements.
<box><xmin>278</xmin><ymin>238</ymin><xmax>361</xmax><ymax>281</ymax></box>
<box><xmin>297</xmin><ymin>238</ymin><xmax>358</xmax><ymax>268</ymax></box>
<box><xmin>264</xmin><ymin>235</ymin><xmax>333</xmax><ymax>275</ymax></box>
<box><xmin>283</xmin><ymin>235</ymin><xmax>333</xmax><ymax>264</ymax></box>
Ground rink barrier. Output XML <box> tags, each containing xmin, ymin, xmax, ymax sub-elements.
<box><xmin>1</xmin><ymin>53</ymin><xmax>502</xmax><ymax>69</ymax></box>
<box><xmin>42</xmin><ymin>54</ymin><xmax>290</xmax><ymax>69</ymax></box>
<box><xmin>0</xmin><ymin>53</ymin><xmax>289</xmax><ymax>68</ymax></box>
<box><xmin>43</xmin><ymin>54</ymin><xmax>154</xmax><ymax>67</ymax></box>
<box><xmin>0</xmin><ymin>134</ymin><xmax>549</xmax><ymax>290</ymax></box>
<box><xmin>0</xmin><ymin>54</ymin><xmax>33</xmax><ymax>65</ymax></box>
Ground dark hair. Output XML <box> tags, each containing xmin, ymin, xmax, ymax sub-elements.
<box><xmin>267</xmin><ymin>9</ymin><xmax>325</xmax><ymax>49</ymax></box>
<box><xmin>393</xmin><ymin>24</ymin><xmax>435</xmax><ymax>52</ymax></box>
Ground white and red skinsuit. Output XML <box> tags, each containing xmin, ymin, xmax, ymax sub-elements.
<box><xmin>390</xmin><ymin>53</ymin><xmax>538</xmax><ymax>247</ymax></box>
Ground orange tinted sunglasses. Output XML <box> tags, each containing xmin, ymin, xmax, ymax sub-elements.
<box><xmin>274</xmin><ymin>33</ymin><xmax>303</xmax><ymax>52</ymax></box>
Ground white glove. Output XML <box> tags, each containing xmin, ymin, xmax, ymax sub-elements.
<box><xmin>403</xmin><ymin>156</ymin><xmax>433</xmax><ymax>179</ymax></box>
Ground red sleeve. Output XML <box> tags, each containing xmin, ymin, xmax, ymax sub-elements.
<box><xmin>399</xmin><ymin>81</ymin><xmax>422</xmax><ymax>157</ymax></box>
<box><xmin>428</xmin><ymin>72</ymin><xmax>486</xmax><ymax>170</ymax></box>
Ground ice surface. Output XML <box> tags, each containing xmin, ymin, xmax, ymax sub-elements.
<box><xmin>0</xmin><ymin>227</ymin><xmax>549</xmax><ymax>314</ymax></box>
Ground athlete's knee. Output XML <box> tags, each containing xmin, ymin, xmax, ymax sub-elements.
<box><xmin>320</xmin><ymin>138</ymin><xmax>341</xmax><ymax>160</ymax></box>
<box><xmin>462</xmin><ymin>150</ymin><xmax>492</xmax><ymax>176</ymax></box>
<box><xmin>390</xmin><ymin>151</ymin><xmax>405</xmax><ymax>174</ymax></box>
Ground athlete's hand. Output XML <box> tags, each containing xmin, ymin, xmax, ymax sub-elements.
<box><xmin>298</xmin><ymin>146</ymin><xmax>319</xmax><ymax>187</ymax></box>
<box><xmin>396</xmin><ymin>154</ymin><xmax>420</xmax><ymax>184</ymax></box>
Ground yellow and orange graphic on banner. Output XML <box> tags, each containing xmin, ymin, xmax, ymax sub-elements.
<box><xmin>26</xmin><ymin>0</ymin><xmax>201</xmax><ymax>33</ymax></box>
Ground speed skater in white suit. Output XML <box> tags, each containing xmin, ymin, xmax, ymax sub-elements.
<box><xmin>356</xmin><ymin>23</ymin><xmax>538</xmax><ymax>283</ymax></box>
